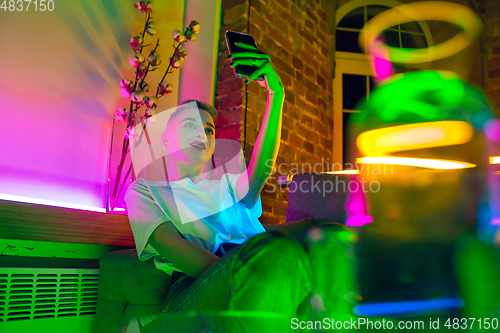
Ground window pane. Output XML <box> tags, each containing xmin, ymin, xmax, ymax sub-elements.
<box><xmin>343</xmin><ymin>74</ymin><xmax>367</xmax><ymax>110</ymax></box>
<box><xmin>336</xmin><ymin>30</ymin><xmax>363</xmax><ymax>53</ymax></box>
<box><xmin>367</xmin><ymin>5</ymin><xmax>390</xmax><ymax>21</ymax></box>
<box><xmin>368</xmin><ymin>76</ymin><xmax>378</xmax><ymax>94</ymax></box>
<box><xmin>401</xmin><ymin>33</ymin><xmax>428</xmax><ymax>48</ymax></box>
<box><xmin>401</xmin><ymin>22</ymin><xmax>424</xmax><ymax>34</ymax></box>
<box><xmin>383</xmin><ymin>30</ymin><xmax>400</xmax><ymax>48</ymax></box>
<box><xmin>337</xmin><ymin>7</ymin><xmax>364</xmax><ymax>29</ymax></box>
<box><xmin>342</xmin><ymin>112</ymin><xmax>356</xmax><ymax>168</ymax></box>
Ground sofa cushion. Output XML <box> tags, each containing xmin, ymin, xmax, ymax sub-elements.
<box><xmin>99</xmin><ymin>248</ymin><xmax>172</xmax><ymax>305</ymax></box>
<box><xmin>118</xmin><ymin>303</ymin><xmax>164</xmax><ymax>332</ymax></box>
<box><xmin>93</xmin><ymin>297</ymin><xmax>128</xmax><ymax>333</ymax></box>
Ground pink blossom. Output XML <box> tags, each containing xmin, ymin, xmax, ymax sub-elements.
<box><xmin>158</xmin><ymin>82</ymin><xmax>174</xmax><ymax>96</ymax></box>
<box><xmin>175</xmin><ymin>47</ymin><xmax>187</xmax><ymax>60</ymax></box>
<box><xmin>120</xmin><ymin>79</ymin><xmax>135</xmax><ymax>96</ymax></box>
<box><xmin>172</xmin><ymin>30</ymin><xmax>185</xmax><ymax>43</ymax></box>
<box><xmin>130</xmin><ymin>36</ymin><xmax>142</xmax><ymax>52</ymax></box>
<box><xmin>146</xmin><ymin>21</ymin><xmax>156</xmax><ymax>36</ymax></box>
<box><xmin>143</xmin><ymin>96</ymin><xmax>151</xmax><ymax>107</ymax></box>
<box><xmin>120</xmin><ymin>79</ymin><xmax>133</xmax><ymax>90</ymax></box>
<box><xmin>135</xmin><ymin>64</ymin><xmax>147</xmax><ymax>79</ymax></box>
<box><xmin>189</xmin><ymin>21</ymin><xmax>200</xmax><ymax>34</ymax></box>
<box><xmin>138</xmin><ymin>81</ymin><xmax>150</xmax><ymax>92</ymax></box>
<box><xmin>148</xmin><ymin>55</ymin><xmax>161</xmax><ymax>66</ymax></box>
<box><xmin>131</xmin><ymin>91</ymin><xmax>146</xmax><ymax>103</ymax></box>
<box><xmin>129</xmin><ymin>53</ymin><xmax>145</xmax><ymax>67</ymax></box>
<box><xmin>185</xmin><ymin>32</ymin><xmax>198</xmax><ymax>42</ymax></box>
<box><xmin>169</xmin><ymin>56</ymin><xmax>183</xmax><ymax>69</ymax></box>
<box><xmin>116</xmin><ymin>107</ymin><xmax>129</xmax><ymax>122</ymax></box>
<box><xmin>120</xmin><ymin>88</ymin><xmax>131</xmax><ymax>98</ymax></box>
<box><xmin>144</xmin><ymin>96</ymin><xmax>157</xmax><ymax>108</ymax></box>
<box><xmin>134</xmin><ymin>1</ymin><xmax>152</xmax><ymax>13</ymax></box>
<box><xmin>148</xmin><ymin>50</ymin><xmax>161</xmax><ymax>66</ymax></box>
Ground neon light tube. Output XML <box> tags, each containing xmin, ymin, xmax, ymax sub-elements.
<box><xmin>357</xmin><ymin>157</ymin><xmax>476</xmax><ymax>170</ymax></box>
<box><xmin>356</xmin><ymin>121</ymin><xmax>473</xmax><ymax>156</ymax></box>
<box><xmin>353</xmin><ymin>298</ymin><xmax>464</xmax><ymax>316</ymax></box>
<box><xmin>0</xmin><ymin>194</ymin><xmax>107</xmax><ymax>213</ymax></box>
<box><xmin>324</xmin><ymin>170</ymin><xmax>360</xmax><ymax>175</ymax></box>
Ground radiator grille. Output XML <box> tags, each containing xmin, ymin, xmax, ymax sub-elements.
<box><xmin>0</xmin><ymin>268</ymin><xmax>99</xmax><ymax>322</ymax></box>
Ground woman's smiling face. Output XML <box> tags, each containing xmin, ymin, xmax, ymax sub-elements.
<box><xmin>164</xmin><ymin>107</ymin><xmax>216</xmax><ymax>164</ymax></box>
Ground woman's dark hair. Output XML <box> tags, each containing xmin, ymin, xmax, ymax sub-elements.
<box><xmin>165</xmin><ymin>99</ymin><xmax>218</xmax><ymax>131</ymax></box>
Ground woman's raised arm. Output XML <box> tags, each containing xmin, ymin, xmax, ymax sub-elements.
<box><xmin>228</xmin><ymin>42</ymin><xmax>284</xmax><ymax>209</ymax></box>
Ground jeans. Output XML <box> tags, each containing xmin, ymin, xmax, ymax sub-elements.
<box><xmin>140</xmin><ymin>222</ymin><xmax>355</xmax><ymax>333</ymax></box>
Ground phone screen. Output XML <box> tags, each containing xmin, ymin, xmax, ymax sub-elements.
<box><xmin>225</xmin><ymin>31</ymin><xmax>263</xmax><ymax>80</ymax></box>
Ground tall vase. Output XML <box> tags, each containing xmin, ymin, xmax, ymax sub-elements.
<box><xmin>106</xmin><ymin>117</ymin><xmax>137</xmax><ymax>215</ymax></box>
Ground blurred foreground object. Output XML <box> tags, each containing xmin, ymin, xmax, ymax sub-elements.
<box><xmin>359</xmin><ymin>1</ymin><xmax>482</xmax><ymax>64</ymax></box>
<box><xmin>346</xmin><ymin>70</ymin><xmax>500</xmax><ymax>319</ymax></box>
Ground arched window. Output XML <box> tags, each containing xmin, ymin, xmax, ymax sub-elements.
<box><xmin>333</xmin><ymin>0</ymin><xmax>433</xmax><ymax>168</ymax></box>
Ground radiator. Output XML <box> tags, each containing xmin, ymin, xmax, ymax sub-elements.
<box><xmin>0</xmin><ymin>267</ymin><xmax>99</xmax><ymax>333</ymax></box>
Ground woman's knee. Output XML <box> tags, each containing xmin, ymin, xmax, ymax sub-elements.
<box><xmin>228</xmin><ymin>231</ymin><xmax>313</xmax><ymax>301</ymax></box>
<box><xmin>233</xmin><ymin>230</ymin><xmax>311</xmax><ymax>275</ymax></box>
<box><xmin>237</xmin><ymin>230</ymin><xmax>301</xmax><ymax>261</ymax></box>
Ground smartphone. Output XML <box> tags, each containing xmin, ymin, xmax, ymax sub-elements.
<box><xmin>225</xmin><ymin>31</ymin><xmax>264</xmax><ymax>80</ymax></box>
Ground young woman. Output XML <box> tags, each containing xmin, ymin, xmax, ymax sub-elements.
<box><xmin>124</xmin><ymin>43</ymin><xmax>355</xmax><ymax>333</ymax></box>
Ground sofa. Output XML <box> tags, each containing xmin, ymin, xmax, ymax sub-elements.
<box><xmin>94</xmin><ymin>248</ymin><xmax>172</xmax><ymax>333</ymax></box>
<box><xmin>93</xmin><ymin>218</ymin><xmax>327</xmax><ymax>333</ymax></box>
<box><xmin>93</xmin><ymin>173</ymin><xmax>353</xmax><ymax>333</ymax></box>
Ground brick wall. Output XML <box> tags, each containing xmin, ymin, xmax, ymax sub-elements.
<box><xmin>215</xmin><ymin>0</ymin><xmax>334</xmax><ymax>225</ymax></box>
<box><xmin>480</xmin><ymin>0</ymin><xmax>500</xmax><ymax>115</ymax></box>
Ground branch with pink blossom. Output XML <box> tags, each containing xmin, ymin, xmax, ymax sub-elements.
<box><xmin>108</xmin><ymin>0</ymin><xmax>200</xmax><ymax>211</ymax></box>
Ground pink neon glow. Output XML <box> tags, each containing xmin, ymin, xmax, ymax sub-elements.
<box><xmin>1</xmin><ymin>3</ymin><xmax>218</xmax><ymax>212</ymax></box>
<box><xmin>368</xmin><ymin>36</ymin><xmax>394</xmax><ymax>82</ymax></box>
<box><xmin>373</xmin><ymin>52</ymin><xmax>393</xmax><ymax>81</ymax></box>
<box><xmin>345</xmin><ymin>176</ymin><xmax>371</xmax><ymax>227</ymax></box>
<box><xmin>346</xmin><ymin>215</ymin><xmax>373</xmax><ymax>226</ymax></box>
<box><xmin>485</xmin><ymin>119</ymin><xmax>500</xmax><ymax>142</ymax></box>
<box><xmin>345</xmin><ymin>176</ymin><xmax>368</xmax><ymax>213</ymax></box>
<box><xmin>346</xmin><ymin>201</ymin><xmax>366</xmax><ymax>215</ymax></box>
<box><xmin>491</xmin><ymin>217</ymin><xmax>500</xmax><ymax>225</ymax></box>
<box><xmin>0</xmin><ymin>193</ymin><xmax>107</xmax><ymax>213</ymax></box>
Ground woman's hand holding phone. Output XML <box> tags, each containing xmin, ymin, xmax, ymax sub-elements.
<box><xmin>227</xmin><ymin>41</ymin><xmax>284</xmax><ymax>210</ymax></box>
<box><xmin>228</xmin><ymin>42</ymin><xmax>284</xmax><ymax>94</ymax></box>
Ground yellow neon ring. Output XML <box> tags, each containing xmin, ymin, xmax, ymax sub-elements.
<box><xmin>359</xmin><ymin>1</ymin><xmax>483</xmax><ymax>63</ymax></box>
<box><xmin>356</xmin><ymin>121</ymin><xmax>474</xmax><ymax>157</ymax></box>
<box><xmin>356</xmin><ymin>157</ymin><xmax>476</xmax><ymax>170</ymax></box>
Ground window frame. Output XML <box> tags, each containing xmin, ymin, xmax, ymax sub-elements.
<box><xmin>332</xmin><ymin>0</ymin><xmax>434</xmax><ymax>167</ymax></box>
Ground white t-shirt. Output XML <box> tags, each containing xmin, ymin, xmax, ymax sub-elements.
<box><xmin>124</xmin><ymin>173</ymin><xmax>266</xmax><ymax>275</ymax></box>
